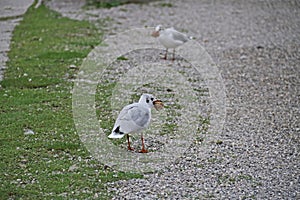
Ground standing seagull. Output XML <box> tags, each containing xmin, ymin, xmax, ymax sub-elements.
<box><xmin>108</xmin><ymin>94</ymin><xmax>163</xmax><ymax>153</ymax></box>
<box><xmin>151</xmin><ymin>25</ymin><xmax>193</xmax><ymax>60</ymax></box>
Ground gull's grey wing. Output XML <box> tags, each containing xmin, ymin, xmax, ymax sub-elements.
<box><xmin>128</xmin><ymin>106</ymin><xmax>150</xmax><ymax>127</ymax></box>
<box><xmin>113</xmin><ymin>104</ymin><xmax>150</xmax><ymax>134</ymax></box>
<box><xmin>170</xmin><ymin>29</ymin><xmax>189</xmax><ymax>43</ymax></box>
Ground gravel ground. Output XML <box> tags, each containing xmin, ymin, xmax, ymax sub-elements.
<box><xmin>47</xmin><ymin>0</ymin><xmax>300</xmax><ymax>199</ymax></box>
<box><xmin>0</xmin><ymin>0</ymin><xmax>34</xmax><ymax>81</ymax></box>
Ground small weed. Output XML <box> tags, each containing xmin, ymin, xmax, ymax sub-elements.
<box><xmin>217</xmin><ymin>174</ymin><xmax>236</xmax><ymax>184</ymax></box>
<box><xmin>157</xmin><ymin>3</ymin><xmax>173</xmax><ymax>7</ymax></box>
<box><xmin>194</xmin><ymin>136</ymin><xmax>204</xmax><ymax>144</ymax></box>
<box><xmin>198</xmin><ymin>116</ymin><xmax>210</xmax><ymax>134</ymax></box>
<box><xmin>216</xmin><ymin>140</ymin><xmax>223</xmax><ymax>145</ymax></box>
<box><xmin>207</xmin><ymin>157</ymin><xmax>218</xmax><ymax>163</ymax></box>
<box><xmin>86</xmin><ymin>0</ymin><xmax>123</xmax><ymax>8</ymax></box>
<box><xmin>85</xmin><ymin>0</ymin><xmax>152</xmax><ymax>9</ymax></box>
<box><xmin>237</xmin><ymin>174</ymin><xmax>253</xmax><ymax>181</ymax></box>
<box><xmin>116</xmin><ymin>56</ymin><xmax>129</xmax><ymax>61</ymax></box>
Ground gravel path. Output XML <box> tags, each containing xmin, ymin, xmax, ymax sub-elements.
<box><xmin>47</xmin><ymin>0</ymin><xmax>300</xmax><ymax>199</ymax></box>
<box><xmin>0</xmin><ymin>0</ymin><xmax>34</xmax><ymax>81</ymax></box>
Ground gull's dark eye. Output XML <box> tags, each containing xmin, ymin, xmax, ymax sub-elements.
<box><xmin>150</xmin><ymin>97</ymin><xmax>154</xmax><ymax>101</ymax></box>
<box><xmin>146</xmin><ymin>98</ymin><xmax>150</xmax><ymax>103</ymax></box>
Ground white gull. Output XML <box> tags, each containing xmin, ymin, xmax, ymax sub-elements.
<box><xmin>152</xmin><ymin>25</ymin><xmax>193</xmax><ymax>60</ymax></box>
<box><xmin>108</xmin><ymin>94</ymin><xmax>163</xmax><ymax>153</ymax></box>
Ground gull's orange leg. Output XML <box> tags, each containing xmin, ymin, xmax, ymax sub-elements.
<box><xmin>172</xmin><ymin>49</ymin><xmax>176</xmax><ymax>61</ymax></box>
<box><xmin>163</xmin><ymin>48</ymin><xmax>168</xmax><ymax>60</ymax></box>
<box><xmin>139</xmin><ymin>134</ymin><xmax>148</xmax><ymax>153</ymax></box>
<box><xmin>127</xmin><ymin>135</ymin><xmax>134</xmax><ymax>151</ymax></box>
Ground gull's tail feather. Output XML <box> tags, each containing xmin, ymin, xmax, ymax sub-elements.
<box><xmin>108</xmin><ymin>126</ymin><xmax>125</xmax><ymax>139</ymax></box>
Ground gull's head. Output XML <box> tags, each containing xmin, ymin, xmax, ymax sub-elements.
<box><xmin>155</xmin><ymin>25</ymin><xmax>163</xmax><ymax>32</ymax></box>
<box><xmin>139</xmin><ymin>93</ymin><xmax>164</xmax><ymax>110</ymax></box>
<box><xmin>151</xmin><ymin>25</ymin><xmax>163</xmax><ymax>38</ymax></box>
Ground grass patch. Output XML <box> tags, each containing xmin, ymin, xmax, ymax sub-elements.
<box><xmin>116</xmin><ymin>56</ymin><xmax>129</xmax><ymax>61</ymax></box>
<box><xmin>0</xmin><ymin>4</ymin><xmax>141</xmax><ymax>199</ymax></box>
<box><xmin>158</xmin><ymin>3</ymin><xmax>173</xmax><ymax>7</ymax></box>
<box><xmin>86</xmin><ymin>0</ymin><xmax>124</xmax><ymax>8</ymax></box>
<box><xmin>85</xmin><ymin>0</ymin><xmax>155</xmax><ymax>9</ymax></box>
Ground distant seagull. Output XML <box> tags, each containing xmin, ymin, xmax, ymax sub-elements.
<box><xmin>108</xmin><ymin>94</ymin><xmax>163</xmax><ymax>153</ymax></box>
<box><xmin>151</xmin><ymin>25</ymin><xmax>193</xmax><ymax>60</ymax></box>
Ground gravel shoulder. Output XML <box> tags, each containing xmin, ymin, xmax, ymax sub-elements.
<box><xmin>47</xmin><ymin>0</ymin><xmax>300</xmax><ymax>199</ymax></box>
<box><xmin>0</xmin><ymin>0</ymin><xmax>34</xmax><ymax>81</ymax></box>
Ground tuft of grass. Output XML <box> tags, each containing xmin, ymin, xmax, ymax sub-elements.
<box><xmin>116</xmin><ymin>56</ymin><xmax>129</xmax><ymax>61</ymax></box>
<box><xmin>85</xmin><ymin>0</ymin><xmax>155</xmax><ymax>9</ymax></box>
<box><xmin>86</xmin><ymin>0</ymin><xmax>123</xmax><ymax>8</ymax></box>
<box><xmin>217</xmin><ymin>174</ymin><xmax>236</xmax><ymax>185</ymax></box>
<box><xmin>198</xmin><ymin>116</ymin><xmax>210</xmax><ymax>134</ymax></box>
<box><xmin>216</xmin><ymin>140</ymin><xmax>223</xmax><ymax>145</ymax></box>
<box><xmin>158</xmin><ymin>3</ymin><xmax>173</xmax><ymax>7</ymax></box>
<box><xmin>0</xmin><ymin>4</ymin><xmax>141</xmax><ymax>199</ymax></box>
<box><xmin>153</xmin><ymin>2</ymin><xmax>173</xmax><ymax>8</ymax></box>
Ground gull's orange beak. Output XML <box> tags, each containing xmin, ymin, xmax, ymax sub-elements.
<box><xmin>153</xmin><ymin>99</ymin><xmax>164</xmax><ymax>110</ymax></box>
<box><xmin>151</xmin><ymin>31</ymin><xmax>160</xmax><ymax>38</ymax></box>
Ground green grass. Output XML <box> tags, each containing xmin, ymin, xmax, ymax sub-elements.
<box><xmin>116</xmin><ymin>56</ymin><xmax>129</xmax><ymax>61</ymax></box>
<box><xmin>86</xmin><ymin>0</ymin><xmax>123</xmax><ymax>8</ymax></box>
<box><xmin>157</xmin><ymin>3</ymin><xmax>173</xmax><ymax>7</ymax></box>
<box><xmin>0</xmin><ymin>4</ymin><xmax>141</xmax><ymax>199</ymax></box>
<box><xmin>85</xmin><ymin>0</ymin><xmax>152</xmax><ymax>9</ymax></box>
